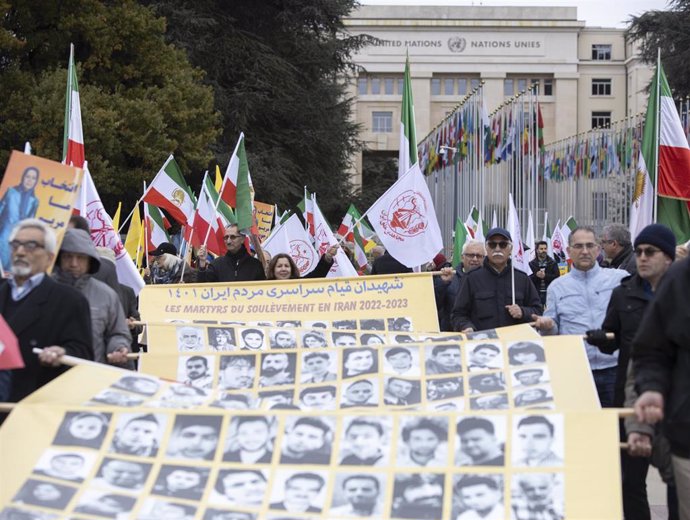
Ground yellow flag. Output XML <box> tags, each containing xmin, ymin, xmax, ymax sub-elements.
<box><xmin>214</xmin><ymin>165</ymin><xmax>222</xmax><ymax>192</ymax></box>
<box><xmin>111</xmin><ymin>202</ymin><xmax>122</xmax><ymax>231</ymax></box>
<box><xmin>124</xmin><ymin>205</ymin><xmax>143</xmax><ymax>264</ymax></box>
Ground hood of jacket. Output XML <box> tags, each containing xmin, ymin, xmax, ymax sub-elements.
<box><xmin>57</xmin><ymin>228</ymin><xmax>101</xmax><ymax>275</ymax></box>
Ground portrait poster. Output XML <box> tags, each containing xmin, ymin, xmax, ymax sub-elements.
<box><xmin>138</xmin><ymin>273</ymin><xmax>439</xmax><ymax>331</ymax></box>
<box><xmin>253</xmin><ymin>200</ymin><xmax>274</xmax><ymax>243</ymax></box>
<box><xmin>0</xmin><ymin>151</ymin><xmax>81</xmax><ymax>273</ymax></box>
<box><xmin>0</xmin><ymin>365</ymin><xmax>622</xmax><ymax>520</ymax></box>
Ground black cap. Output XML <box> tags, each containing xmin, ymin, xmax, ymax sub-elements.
<box><xmin>486</xmin><ymin>227</ymin><xmax>512</xmax><ymax>241</ymax></box>
<box><xmin>634</xmin><ymin>224</ymin><xmax>676</xmax><ymax>260</ymax></box>
<box><xmin>150</xmin><ymin>242</ymin><xmax>177</xmax><ymax>257</ymax></box>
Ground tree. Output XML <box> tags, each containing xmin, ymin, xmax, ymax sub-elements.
<box><xmin>627</xmin><ymin>0</ymin><xmax>690</xmax><ymax>96</ymax></box>
<box><xmin>143</xmin><ymin>0</ymin><xmax>372</xmax><ymax>221</ymax></box>
<box><xmin>0</xmin><ymin>0</ymin><xmax>220</xmax><ymax>213</ymax></box>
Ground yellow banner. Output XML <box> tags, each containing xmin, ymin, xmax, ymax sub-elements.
<box><xmin>139</xmin><ymin>273</ymin><xmax>439</xmax><ymax>331</ymax></box>
<box><xmin>0</xmin><ymin>365</ymin><xmax>621</xmax><ymax>519</ymax></box>
<box><xmin>0</xmin><ymin>151</ymin><xmax>81</xmax><ymax>273</ymax></box>
<box><xmin>253</xmin><ymin>200</ymin><xmax>274</xmax><ymax>242</ymax></box>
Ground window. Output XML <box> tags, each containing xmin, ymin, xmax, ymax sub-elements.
<box><xmin>593</xmin><ymin>192</ymin><xmax>608</xmax><ymax>221</ymax></box>
<box><xmin>543</xmin><ymin>79</ymin><xmax>553</xmax><ymax>96</ymax></box>
<box><xmin>384</xmin><ymin>78</ymin><xmax>395</xmax><ymax>95</ymax></box>
<box><xmin>370</xmin><ymin>78</ymin><xmax>380</xmax><ymax>95</ymax></box>
<box><xmin>592</xmin><ymin>78</ymin><xmax>612</xmax><ymax>96</ymax></box>
<box><xmin>592</xmin><ymin>44</ymin><xmax>612</xmax><ymax>60</ymax></box>
<box><xmin>517</xmin><ymin>78</ymin><xmax>527</xmax><ymax>92</ymax></box>
<box><xmin>504</xmin><ymin>79</ymin><xmax>514</xmax><ymax>96</ymax></box>
<box><xmin>372</xmin><ymin>111</ymin><xmax>393</xmax><ymax>133</ymax></box>
<box><xmin>397</xmin><ymin>78</ymin><xmax>404</xmax><ymax>94</ymax></box>
<box><xmin>531</xmin><ymin>79</ymin><xmax>540</xmax><ymax>94</ymax></box>
<box><xmin>444</xmin><ymin>78</ymin><xmax>454</xmax><ymax>95</ymax></box>
<box><xmin>591</xmin><ymin>111</ymin><xmax>611</xmax><ymax>129</ymax></box>
<box><xmin>431</xmin><ymin>78</ymin><xmax>441</xmax><ymax>96</ymax></box>
<box><xmin>358</xmin><ymin>78</ymin><xmax>367</xmax><ymax>95</ymax></box>
<box><xmin>458</xmin><ymin>79</ymin><xmax>467</xmax><ymax>95</ymax></box>
<box><xmin>471</xmin><ymin>78</ymin><xmax>480</xmax><ymax>90</ymax></box>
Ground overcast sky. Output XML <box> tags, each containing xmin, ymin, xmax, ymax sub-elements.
<box><xmin>360</xmin><ymin>0</ymin><xmax>670</xmax><ymax>28</ymax></box>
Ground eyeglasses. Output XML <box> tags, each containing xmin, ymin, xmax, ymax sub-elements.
<box><xmin>635</xmin><ymin>247</ymin><xmax>662</xmax><ymax>258</ymax></box>
<box><xmin>223</xmin><ymin>234</ymin><xmax>244</xmax><ymax>241</ymax></box>
<box><xmin>486</xmin><ymin>241</ymin><xmax>510</xmax><ymax>250</ymax></box>
<box><xmin>570</xmin><ymin>243</ymin><xmax>598</xmax><ymax>250</ymax></box>
<box><xmin>462</xmin><ymin>253</ymin><xmax>484</xmax><ymax>259</ymax></box>
<box><xmin>9</xmin><ymin>240</ymin><xmax>44</xmax><ymax>252</ymax></box>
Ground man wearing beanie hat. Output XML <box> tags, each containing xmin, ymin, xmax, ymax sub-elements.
<box><xmin>585</xmin><ymin>223</ymin><xmax>676</xmax><ymax>520</ymax></box>
<box><xmin>633</xmin><ymin>229</ymin><xmax>690</xmax><ymax>520</ymax></box>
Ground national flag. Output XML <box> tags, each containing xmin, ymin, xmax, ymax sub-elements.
<box><xmin>142</xmin><ymin>155</ymin><xmax>195</xmax><ymax>226</ymax></box>
<box><xmin>62</xmin><ymin>44</ymin><xmax>85</xmax><ymax>168</ymax></box>
<box><xmin>475</xmin><ymin>213</ymin><xmax>485</xmax><ymax>243</ymax></box>
<box><xmin>124</xmin><ymin>205</ymin><xmax>143</xmax><ymax>265</ymax></box>
<box><xmin>465</xmin><ymin>206</ymin><xmax>480</xmax><ymax>238</ymax></box>
<box><xmin>187</xmin><ymin>174</ymin><xmax>227</xmax><ymax>257</ymax></box>
<box><xmin>0</xmin><ymin>315</ymin><xmax>23</xmax><ymax>370</ymax></box>
<box><xmin>526</xmin><ymin>210</ymin><xmax>536</xmax><ymax>261</ymax></box>
<box><xmin>144</xmin><ymin>204</ymin><xmax>171</xmax><ymax>252</ymax></box>
<box><xmin>536</xmin><ymin>102</ymin><xmax>545</xmax><ymax>152</ymax></box>
<box><xmin>337</xmin><ymin>204</ymin><xmax>376</xmax><ymax>255</ymax></box>
<box><xmin>262</xmin><ymin>214</ymin><xmax>320</xmax><ymax>276</ymax></box>
<box><xmin>452</xmin><ymin>217</ymin><xmax>469</xmax><ymax>269</ymax></box>
<box><xmin>111</xmin><ymin>202</ymin><xmax>122</xmax><ymax>232</ymax></box>
<box><xmin>205</xmin><ymin>176</ymin><xmax>236</xmax><ymax>227</ymax></box>
<box><xmin>79</xmin><ymin>166</ymin><xmax>145</xmax><ymax>294</ymax></box>
<box><xmin>351</xmin><ymin>224</ymin><xmax>370</xmax><ymax>271</ymax></box>
<box><xmin>311</xmin><ymin>194</ymin><xmax>358</xmax><ymax>278</ymax></box>
<box><xmin>399</xmin><ymin>55</ymin><xmax>418</xmax><ymax>178</ymax></box>
<box><xmin>220</xmin><ymin>133</ymin><xmax>255</xmax><ymax>232</ymax></box>
<box><xmin>367</xmin><ymin>164</ymin><xmax>443</xmax><ymax>268</ymax></box>
<box><xmin>507</xmin><ymin>193</ymin><xmax>530</xmax><ymax>273</ymax></box>
<box><xmin>302</xmin><ymin>188</ymin><xmax>315</xmax><ymax>240</ymax></box>
<box><xmin>560</xmin><ymin>216</ymin><xmax>578</xmax><ymax>259</ymax></box>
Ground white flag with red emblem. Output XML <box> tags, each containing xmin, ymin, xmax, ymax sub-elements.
<box><xmin>507</xmin><ymin>193</ymin><xmax>530</xmax><ymax>274</ymax></box>
<box><xmin>79</xmin><ymin>166</ymin><xmax>145</xmax><ymax>294</ymax></box>
<box><xmin>262</xmin><ymin>214</ymin><xmax>320</xmax><ymax>276</ymax></box>
<box><xmin>366</xmin><ymin>164</ymin><xmax>443</xmax><ymax>267</ymax></box>
<box><xmin>312</xmin><ymin>194</ymin><xmax>358</xmax><ymax>278</ymax></box>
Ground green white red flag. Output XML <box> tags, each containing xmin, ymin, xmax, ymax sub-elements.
<box><xmin>62</xmin><ymin>44</ymin><xmax>84</xmax><ymax>168</ymax></box>
<box><xmin>220</xmin><ymin>133</ymin><xmax>255</xmax><ymax>232</ymax></box>
<box><xmin>399</xmin><ymin>55</ymin><xmax>418</xmax><ymax>178</ymax></box>
<box><xmin>142</xmin><ymin>155</ymin><xmax>195</xmax><ymax>226</ymax></box>
<box><xmin>187</xmin><ymin>173</ymin><xmax>227</xmax><ymax>257</ymax></box>
<box><xmin>144</xmin><ymin>203</ymin><xmax>170</xmax><ymax>252</ymax></box>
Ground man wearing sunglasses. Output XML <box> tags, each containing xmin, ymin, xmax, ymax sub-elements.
<box><xmin>532</xmin><ymin>226</ymin><xmax>628</xmax><ymax>408</ymax></box>
<box><xmin>451</xmin><ymin>228</ymin><xmax>541</xmax><ymax>333</ymax></box>
<box><xmin>196</xmin><ymin>224</ymin><xmax>265</xmax><ymax>282</ymax></box>
<box><xmin>585</xmin><ymin>223</ymin><xmax>676</xmax><ymax>520</ymax></box>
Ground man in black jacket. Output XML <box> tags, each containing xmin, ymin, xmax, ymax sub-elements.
<box><xmin>601</xmin><ymin>223</ymin><xmax>636</xmax><ymax>274</ymax></box>
<box><xmin>370</xmin><ymin>250</ymin><xmax>412</xmax><ymax>275</ymax></box>
<box><xmin>587</xmin><ymin>224</ymin><xmax>676</xmax><ymax>520</ymax></box>
<box><xmin>452</xmin><ymin>228</ymin><xmax>542</xmax><ymax>332</ymax></box>
<box><xmin>0</xmin><ymin>219</ymin><xmax>93</xmax><ymax>403</ymax></box>
<box><xmin>633</xmin><ymin>240</ymin><xmax>690</xmax><ymax>519</ymax></box>
<box><xmin>196</xmin><ymin>224</ymin><xmax>265</xmax><ymax>282</ymax></box>
<box><xmin>528</xmin><ymin>240</ymin><xmax>560</xmax><ymax>307</ymax></box>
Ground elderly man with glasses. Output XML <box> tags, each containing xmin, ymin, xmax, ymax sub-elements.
<box><xmin>452</xmin><ymin>227</ymin><xmax>541</xmax><ymax>333</ymax></box>
<box><xmin>196</xmin><ymin>224</ymin><xmax>265</xmax><ymax>282</ymax></box>
<box><xmin>532</xmin><ymin>225</ymin><xmax>628</xmax><ymax>407</ymax></box>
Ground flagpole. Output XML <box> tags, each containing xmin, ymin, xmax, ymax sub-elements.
<box><xmin>142</xmin><ymin>183</ymin><xmax>150</xmax><ymax>279</ymax></box>
<box><xmin>117</xmin><ymin>193</ymin><xmax>146</xmax><ymax>234</ymax></box>
<box><xmin>652</xmin><ymin>47</ymin><xmax>661</xmax><ymax>223</ymax></box>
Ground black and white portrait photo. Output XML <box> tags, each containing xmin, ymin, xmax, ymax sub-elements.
<box><xmin>111</xmin><ymin>375</ymin><xmax>161</xmax><ymax>396</ymax></box>
<box><xmin>508</xmin><ymin>340</ymin><xmax>546</xmax><ymax>366</ymax></box>
<box><xmin>343</xmin><ymin>347</ymin><xmax>378</xmax><ymax>379</ymax></box>
<box><xmin>238</xmin><ymin>328</ymin><xmax>267</xmax><ymax>351</ymax></box>
<box><xmin>424</xmin><ymin>344</ymin><xmax>462</xmax><ymax>375</ymax></box>
<box><xmin>270</xmin><ymin>329</ymin><xmax>298</xmax><ymax>349</ymax></box>
<box><xmin>109</xmin><ymin>413</ymin><xmax>166</xmax><ymax>457</ymax></box>
<box><xmin>340</xmin><ymin>378</ymin><xmax>379</xmax><ymax>409</ymax></box>
<box><xmin>330</xmin><ymin>473</ymin><xmax>385</xmax><ymax>518</ymax></box>
<box><xmin>339</xmin><ymin>416</ymin><xmax>391</xmax><ymax>467</ymax></box>
<box><xmin>280</xmin><ymin>416</ymin><xmax>334</xmax><ymax>465</ymax></box>
<box><xmin>360</xmin><ymin>319</ymin><xmax>385</xmax><ymax>331</ymax></box>
<box><xmin>0</xmin><ymin>507</ymin><xmax>59</xmax><ymax>520</ymax></box>
<box><xmin>514</xmin><ymin>386</ymin><xmax>554</xmax><ymax>408</ymax></box>
<box><xmin>92</xmin><ymin>458</ymin><xmax>151</xmax><ymax>491</ymax></box>
<box><xmin>383</xmin><ymin>377</ymin><xmax>421</xmax><ymax>406</ymax></box>
<box><xmin>383</xmin><ymin>346</ymin><xmax>421</xmax><ymax>377</ymax></box>
<box><xmin>218</xmin><ymin>354</ymin><xmax>256</xmax><ymax>391</ymax></box>
<box><xmin>452</xmin><ymin>474</ymin><xmax>505</xmax><ymax>520</ymax></box>
<box><xmin>426</xmin><ymin>376</ymin><xmax>464</xmax><ymax>401</ymax></box>
<box><xmin>223</xmin><ymin>415</ymin><xmax>276</xmax><ymax>464</ymax></box>
<box><xmin>52</xmin><ymin>411</ymin><xmax>111</xmax><ymax>449</ymax></box>
<box><xmin>388</xmin><ymin>317</ymin><xmax>413</xmax><ymax>332</ymax></box>
<box><xmin>165</xmin><ymin>414</ymin><xmax>222</xmax><ymax>461</ymax></box>
<box><xmin>177</xmin><ymin>355</ymin><xmax>215</xmax><ymax>390</ymax></box>
<box><xmin>137</xmin><ymin>498</ymin><xmax>197</xmax><ymax>520</ymax></box>
<box><xmin>301</xmin><ymin>330</ymin><xmax>328</xmax><ymax>348</ymax></box>
<box><xmin>202</xmin><ymin>509</ymin><xmax>256</xmax><ymax>520</ymax></box>
<box><xmin>512</xmin><ymin>366</ymin><xmax>550</xmax><ymax>388</ymax></box>
<box><xmin>209</xmin><ymin>469</ymin><xmax>268</xmax><ymax>509</ymax></box>
<box><xmin>12</xmin><ymin>480</ymin><xmax>76</xmax><ymax>510</ymax></box>
<box><xmin>258</xmin><ymin>389</ymin><xmax>295</xmax><ymax>410</ymax></box>
<box><xmin>208</xmin><ymin>327</ymin><xmax>237</xmax><ymax>351</ymax></box>
<box><xmin>466</xmin><ymin>342</ymin><xmax>504</xmax><ymax>372</ymax></box>
<box><xmin>259</xmin><ymin>352</ymin><xmax>296</xmax><ymax>387</ymax></box>
<box><xmin>177</xmin><ymin>326</ymin><xmax>206</xmax><ymax>352</ymax></box>
<box><xmin>299</xmin><ymin>385</ymin><xmax>337</xmax><ymax>411</ymax></box>
<box><xmin>390</xmin><ymin>473</ymin><xmax>444</xmax><ymax>520</ymax></box>
<box><xmin>465</xmin><ymin>329</ymin><xmax>498</xmax><ymax>340</ymax></box>
<box><xmin>300</xmin><ymin>351</ymin><xmax>337</xmax><ymax>384</ymax></box>
<box><xmin>268</xmin><ymin>470</ymin><xmax>328</xmax><ymax>514</ymax></box>
<box><xmin>210</xmin><ymin>392</ymin><xmax>256</xmax><ymax>411</ymax></box>
<box><xmin>469</xmin><ymin>393</ymin><xmax>509</xmax><ymax>411</ymax></box>
<box><xmin>333</xmin><ymin>331</ymin><xmax>358</xmax><ymax>348</ymax></box>
<box><xmin>155</xmin><ymin>383</ymin><xmax>210</xmax><ymax>409</ymax></box>
<box><xmin>333</xmin><ymin>319</ymin><xmax>357</xmax><ymax>330</ymax></box>
<box><xmin>468</xmin><ymin>373</ymin><xmax>506</xmax><ymax>395</ymax></box>
<box><xmin>152</xmin><ymin>465</ymin><xmax>210</xmax><ymax>500</ymax></box>
<box><xmin>510</xmin><ymin>473</ymin><xmax>564</xmax><ymax>520</ymax></box>
<box><xmin>512</xmin><ymin>414</ymin><xmax>564</xmax><ymax>467</ymax></box>
<box><xmin>32</xmin><ymin>449</ymin><xmax>97</xmax><ymax>483</ymax></box>
<box><xmin>88</xmin><ymin>389</ymin><xmax>145</xmax><ymax>407</ymax></box>
<box><xmin>304</xmin><ymin>320</ymin><xmax>329</xmax><ymax>330</ymax></box>
<box><xmin>73</xmin><ymin>490</ymin><xmax>136</xmax><ymax>518</ymax></box>
<box><xmin>396</xmin><ymin>416</ymin><xmax>449</xmax><ymax>468</ymax></box>
<box><xmin>455</xmin><ymin>415</ymin><xmax>506</xmax><ymax>466</ymax></box>
<box><xmin>360</xmin><ymin>333</ymin><xmax>385</xmax><ymax>346</ymax></box>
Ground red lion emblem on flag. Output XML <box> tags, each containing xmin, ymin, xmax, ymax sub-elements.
<box><xmin>380</xmin><ymin>190</ymin><xmax>428</xmax><ymax>238</ymax></box>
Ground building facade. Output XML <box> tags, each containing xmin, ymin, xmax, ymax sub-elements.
<box><xmin>345</xmin><ymin>5</ymin><xmax>653</xmax><ymax>188</ymax></box>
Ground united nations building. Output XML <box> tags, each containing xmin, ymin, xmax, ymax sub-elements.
<box><xmin>345</xmin><ymin>5</ymin><xmax>654</xmax><ymax>189</ymax></box>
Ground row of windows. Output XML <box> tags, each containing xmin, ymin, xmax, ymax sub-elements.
<box><xmin>503</xmin><ymin>78</ymin><xmax>553</xmax><ymax>97</ymax></box>
<box><xmin>358</xmin><ymin>77</ymin><xmax>405</xmax><ymax>96</ymax></box>
<box><xmin>370</xmin><ymin>110</ymin><xmax>612</xmax><ymax>133</ymax></box>
<box><xmin>431</xmin><ymin>77</ymin><xmax>481</xmax><ymax>96</ymax></box>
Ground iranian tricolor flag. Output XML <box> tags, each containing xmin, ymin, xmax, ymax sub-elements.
<box><xmin>631</xmin><ymin>59</ymin><xmax>690</xmax><ymax>242</ymax></box>
<box><xmin>312</xmin><ymin>194</ymin><xmax>358</xmax><ymax>278</ymax></box>
<box><xmin>560</xmin><ymin>216</ymin><xmax>578</xmax><ymax>259</ymax></box>
<box><xmin>303</xmin><ymin>188</ymin><xmax>315</xmax><ymax>240</ymax></box>
<box><xmin>452</xmin><ymin>217</ymin><xmax>469</xmax><ymax>269</ymax></box>
<box><xmin>465</xmin><ymin>206</ymin><xmax>480</xmax><ymax>238</ymax></box>
<box><xmin>262</xmin><ymin>214</ymin><xmax>320</xmax><ymax>276</ymax></box>
<box><xmin>62</xmin><ymin>44</ymin><xmax>85</xmax><ymax>168</ymax></box>
<box><xmin>399</xmin><ymin>55</ymin><xmax>418</xmax><ymax>178</ymax></box>
<box><xmin>143</xmin><ymin>155</ymin><xmax>195</xmax><ymax>226</ymax></box>
<box><xmin>507</xmin><ymin>193</ymin><xmax>530</xmax><ymax>274</ymax></box>
<box><xmin>187</xmin><ymin>174</ymin><xmax>227</xmax><ymax>257</ymax></box>
<box><xmin>79</xmin><ymin>165</ymin><xmax>145</xmax><ymax>293</ymax></box>
<box><xmin>220</xmin><ymin>133</ymin><xmax>255</xmax><ymax>231</ymax></box>
<box><xmin>144</xmin><ymin>203</ymin><xmax>171</xmax><ymax>252</ymax></box>
<box><xmin>337</xmin><ymin>204</ymin><xmax>376</xmax><ymax>242</ymax></box>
